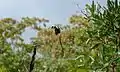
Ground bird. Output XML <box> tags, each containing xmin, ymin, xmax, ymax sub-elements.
<box><xmin>51</xmin><ymin>26</ymin><xmax>60</xmax><ymax>35</ymax></box>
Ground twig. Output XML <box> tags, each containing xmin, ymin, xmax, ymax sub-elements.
<box><xmin>58</xmin><ymin>34</ymin><xmax>64</xmax><ymax>57</ymax></box>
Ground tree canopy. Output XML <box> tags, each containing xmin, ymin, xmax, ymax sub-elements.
<box><xmin>0</xmin><ymin>0</ymin><xmax>120</xmax><ymax>72</ymax></box>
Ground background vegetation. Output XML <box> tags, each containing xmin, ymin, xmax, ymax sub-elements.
<box><xmin>0</xmin><ymin>0</ymin><xmax>120</xmax><ymax>72</ymax></box>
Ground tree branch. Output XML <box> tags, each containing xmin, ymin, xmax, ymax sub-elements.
<box><xmin>59</xmin><ymin>34</ymin><xmax>64</xmax><ymax>57</ymax></box>
<box><xmin>29</xmin><ymin>45</ymin><xmax>37</xmax><ymax>72</ymax></box>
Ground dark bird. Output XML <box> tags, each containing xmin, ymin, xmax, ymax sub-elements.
<box><xmin>51</xmin><ymin>26</ymin><xmax>60</xmax><ymax>35</ymax></box>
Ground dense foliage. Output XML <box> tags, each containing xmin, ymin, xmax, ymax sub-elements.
<box><xmin>0</xmin><ymin>0</ymin><xmax>120</xmax><ymax>72</ymax></box>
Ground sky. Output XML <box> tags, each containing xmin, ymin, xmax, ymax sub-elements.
<box><xmin>0</xmin><ymin>0</ymin><xmax>106</xmax><ymax>43</ymax></box>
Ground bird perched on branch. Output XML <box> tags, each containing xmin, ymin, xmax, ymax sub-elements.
<box><xmin>51</xmin><ymin>25</ymin><xmax>64</xmax><ymax>57</ymax></box>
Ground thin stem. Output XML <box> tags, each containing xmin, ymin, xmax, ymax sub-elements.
<box><xmin>58</xmin><ymin>34</ymin><xmax>64</xmax><ymax>57</ymax></box>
